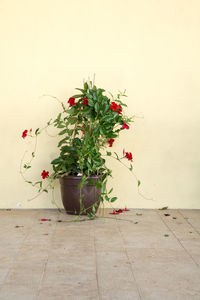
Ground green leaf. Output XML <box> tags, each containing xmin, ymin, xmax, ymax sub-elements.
<box><xmin>51</xmin><ymin>158</ymin><xmax>63</xmax><ymax>165</ymax></box>
<box><xmin>43</xmin><ymin>189</ymin><xmax>48</xmax><ymax>193</ymax></box>
<box><xmin>32</xmin><ymin>152</ymin><xmax>35</xmax><ymax>158</ymax></box>
<box><xmin>158</xmin><ymin>206</ymin><xmax>168</xmax><ymax>210</ymax></box>
<box><xmin>94</xmin><ymin>102</ymin><xmax>99</xmax><ymax>113</ymax></box>
<box><xmin>114</xmin><ymin>152</ymin><xmax>119</xmax><ymax>160</ymax></box>
<box><xmin>95</xmin><ymin>182</ymin><xmax>102</xmax><ymax>188</ymax></box>
<box><xmin>47</xmin><ymin>119</ymin><xmax>52</xmax><ymax>125</ymax></box>
<box><xmin>71</xmin><ymin>94</ymin><xmax>83</xmax><ymax>98</ymax></box>
<box><xmin>106</xmin><ymin>151</ymin><xmax>112</xmax><ymax>156</ymax></box>
<box><xmin>88</xmin><ymin>99</ymin><xmax>94</xmax><ymax>107</ymax></box>
<box><xmin>108</xmin><ymin>188</ymin><xmax>113</xmax><ymax>194</ymax></box>
<box><xmin>23</xmin><ymin>164</ymin><xmax>31</xmax><ymax>169</ymax></box>
<box><xmin>84</xmin><ymin>82</ymin><xmax>89</xmax><ymax>91</ymax></box>
<box><xmin>75</xmin><ymin>88</ymin><xmax>85</xmax><ymax>93</ymax></box>
<box><xmin>68</xmin><ymin>117</ymin><xmax>77</xmax><ymax>125</ymax></box>
<box><xmin>58</xmin><ymin>137</ymin><xmax>69</xmax><ymax>147</ymax></box>
<box><xmin>100</xmin><ymin>196</ymin><xmax>104</xmax><ymax>202</ymax></box>
<box><xmin>137</xmin><ymin>180</ymin><xmax>141</xmax><ymax>187</ymax></box>
<box><xmin>105</xmin><ymin>195</ymin><xmax>109</xmax><ymax>201</ymax></box>
<box><xmin>57</xmin><ymin>124</ymin><xmax>65</xmax><ymax>128</ymax></box>
<box><xmin>35</xmin><ymin>128</ymin><xmax>40</xmax><ymax>136</ymax></box>
<box><xmin>58</xmin><ymin>129</ymin><xmax>67</xmax><ymax>135</ymax></box>
<box><xmin>110</xmin><ymin>197</ymin><xmax>117</xmax><ymax>202</ymax></box>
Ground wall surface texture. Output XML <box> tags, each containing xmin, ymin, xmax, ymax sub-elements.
<box><xmin>0</xmin><ymin>0</ymin><xmax>200</xmax><ymax>209</ymax></box>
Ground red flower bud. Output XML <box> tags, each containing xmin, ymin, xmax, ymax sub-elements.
<box><xmin>22</xmin><ymin>129</ymin><xmax>28</xmax><ymax>139</ymax></box>
<box><xmin>117</xmin><ymin>105</ymin><xmax>122</xmax><ymax>115</ymax></box>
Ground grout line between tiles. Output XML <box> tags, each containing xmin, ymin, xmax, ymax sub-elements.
<box><xmin>35</xmin><ymin>210</ymin><xmax>59</xmax><ymax>300</ymax></box>
<box><xmin>115</xmin><ymin>218</ymin><xmax>143</xmax><ymax>300</ymax></box>
<box><xmin>178</xmin><ymin>210</ymin><xmax>200</xmax><ymax>237</ymax></box>
<box><xmin>156</xmin><ymin>210</ymin><xmax>199</xmax><ymax>268</ymax></box>
<box><xmin>93</xmin><ymin>223</ymin><xmax>101</xmax><ymax>300</ymax></box>
<box><xmin>0</xmin><ymin>210</ymin><xmax>38</xmax><ymax>294</ymax></box>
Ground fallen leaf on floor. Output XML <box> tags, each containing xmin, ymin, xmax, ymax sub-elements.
<box><xmin>172</xmin><ymin>217</ymin><xmax>177</xmax><ymax>219</ymax></box>
<box><xmin>57</xmin><ymin>220</ymin><xmax>62</xmax><ymax>222</ymax></box>
<box><xmin>134</xmin><ymin>222</ymin><xmax>138</xmax><ymax>224</ymax></box>
<box><xmin>136</xmin><ymin>213</ymin><xmax>142</xmax><ymax>216</ymax></box>
<box><xmin>164</xmin><ymin>234</ymin><xmax>169</xmax><ymax>237</ymax></box>
<box><xmin>43</xmin><ymin>233</ymin><xmax>49</xmax><ymax>235</ymax></box>
<box><xmin>15</xmin><ymin>225</ymin><xmax>24</xmax><ymax>228</ymax></box>
<box><xmin>159</xmin><ymin>206</ymin><xmax>168</xmax><ymax>210</ymax></box>
<box><xmin>164</xmin><ymin>214</ymin><xmax>170</xmax><ymax>216</ymax></box>
<box><xmin>40</xmin><ymin>219</ymin><xmax>51</xmax><ymax>221</ymax></box>
<box><xmin>189</xmin><ymin>231</ymin><xmax>193</xmax><ymax>234</ymax></box>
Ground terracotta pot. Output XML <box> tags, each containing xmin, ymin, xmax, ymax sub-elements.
<box><xmin>59</xmin><ymin>175</ymin><xmax>101</xmax><ymax>215</ymax></box>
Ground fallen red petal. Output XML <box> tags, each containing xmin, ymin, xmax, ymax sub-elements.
<box><xmin>15</xmin><ymin>225</ymin><xmax>24</xmax><ymax>228</ymax></box>
<box><xmin>116</xmin><ymin>209</ymin><xmax>123</xmax><ymax>213</ymax></box>
<box><xmin>164</xmin><ymin>214</ymin><xmax>170</xmax><ymax>216</ymax></box>
<box><xmin>109</xmin><ymin>210</ymin><xmax>119</xmax><ymax>215</ymax></box>
<box><xmin>40</xmin><ymin>218</ymin><xmax>51</xmax><ymax>221</ymax></box>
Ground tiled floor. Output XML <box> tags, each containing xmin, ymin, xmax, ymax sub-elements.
<box><xmin>0</xmin><ymin>209</ymin><xmax>200</xmax><ymax>300</ymax></box>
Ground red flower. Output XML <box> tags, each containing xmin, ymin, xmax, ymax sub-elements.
<box><xmin>123</xmin><ymin>151</ymin><xmax>133</xmax><ymax>161</ymax></box>
<box><xmin>108</xmin><ymin>138</ymin><xmax>114</xmax><ymax>147</ymax></box>
<box><xmin>68</xmin><ymin>97</ymin><xmax>76</xmax><ymax>106</ymax></box>
<box><xmin>110</xmin><ymin>101</ymin><xmax>118</xmax><ymax>112</ymax></box>
<box><xmin>22</xmin><ymin>129</ymin><xmax>28</xmax><ymax>139</ymax></box>
<box><xmin>29</xmin><ymin>128</ymin><xmax>32</xmax><ymax>133</ymax></box>
<box><xmin>82</xmin><ymin>98</ymin><xmax>88</xmax><ymax>106</ymax></box>
<box><xmin>117</xmin><ymin>105</ymin><xmax>122</xmax><ymax>115</ymax></box>
<box><xmin>122</xmin><ymin>123</ymin><xmax>129</xmax><ymax>130</ymax></box>
<box><xmin>41</xmin><ymin>170</ymin><xmax>49</xmax><ymax>179</ymax></box>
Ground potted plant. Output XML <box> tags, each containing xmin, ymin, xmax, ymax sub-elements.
<box><xmin>21</xmin><ymin>80</ymin><xmax>139</xmax><ymax>218</ymax></box>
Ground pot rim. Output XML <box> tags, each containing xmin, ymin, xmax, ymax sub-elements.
<box><xmin>58</xmin><ymin>175</ymin><xmax>101</xmax><ymax>180</ymax></box>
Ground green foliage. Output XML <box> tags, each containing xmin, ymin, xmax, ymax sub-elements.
<box><xmin>22</xmin><ymin>80</ymin><xmax>136</xmax><ymax>213</ymax></box>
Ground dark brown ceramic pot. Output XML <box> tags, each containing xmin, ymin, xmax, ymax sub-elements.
<box><xmin>59</xmin><ymin>175</ymin><xmax>101</xmax><ymax>215</ymax></box>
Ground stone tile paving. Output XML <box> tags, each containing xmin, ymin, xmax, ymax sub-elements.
<box><xmin>0</xmin><ymin>209</ymin><xmax>200</xmax><ymax>299</ymax></box>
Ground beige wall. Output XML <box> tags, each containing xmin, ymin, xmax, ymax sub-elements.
<box><xmin>0</xmin><ymin>0</ymin><xmax>200</xmax><ymax>209</ymax></box>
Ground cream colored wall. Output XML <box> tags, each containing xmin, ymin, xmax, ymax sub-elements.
<box><xmin>0</xmin><ymin>0</ymin><xmax>200</xmax><ymax>209</ymax></box>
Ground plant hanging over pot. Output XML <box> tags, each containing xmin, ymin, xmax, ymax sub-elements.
<box><xmin>20</xmin><ymin>79</ymin><xmax>141</xmax><ymax>218</ymax></box>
